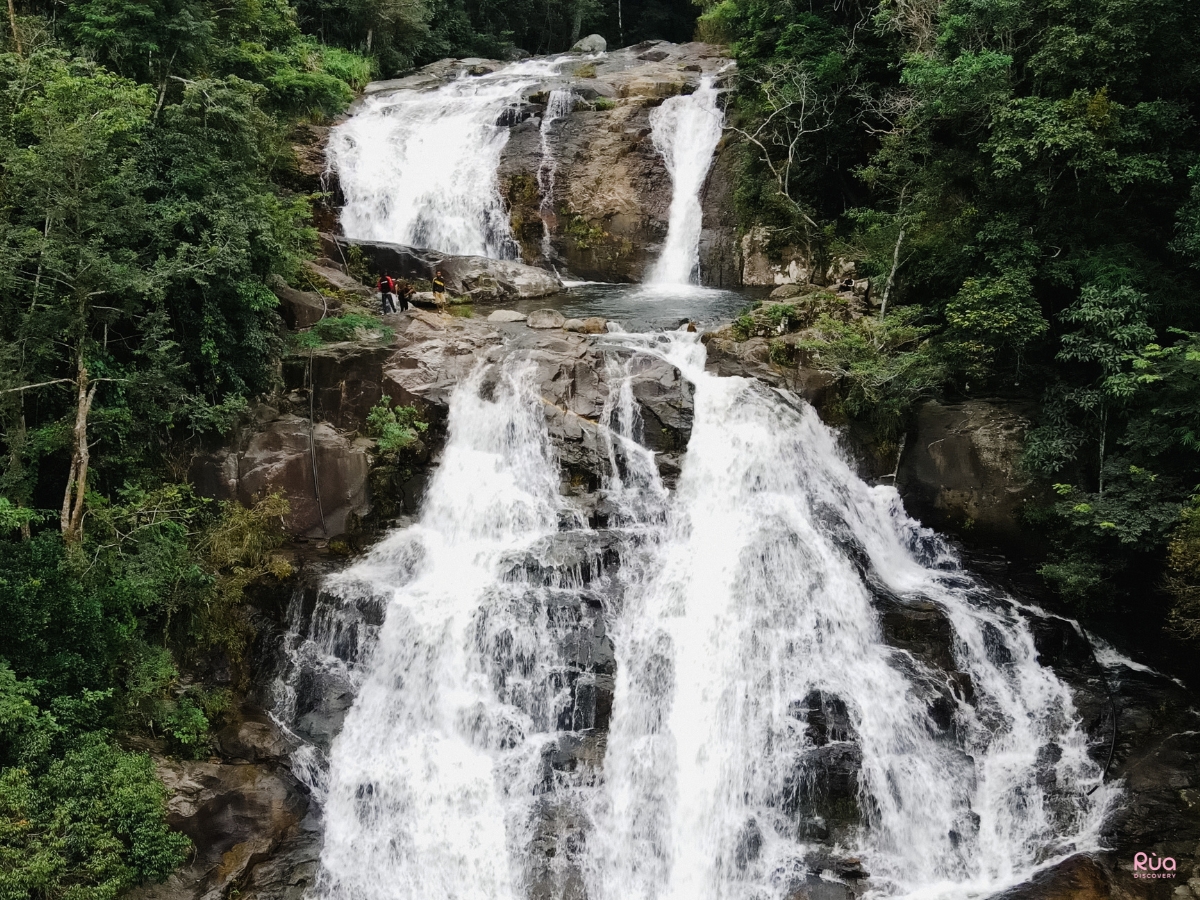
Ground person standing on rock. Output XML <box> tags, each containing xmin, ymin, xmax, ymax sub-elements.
<box><xmin>432</xmin><ymin>270</ymin><xmax>446</xmax><ymax>303</ymax></box>
<box><xmin>398</xmin><ymin>281</ymin><xmax>414</xmax><ymax>312</ymax></box>
<box><xmin>378</xmin><ymin>273</ymin><xmax>397</xmax><ymax>314</ymax></box>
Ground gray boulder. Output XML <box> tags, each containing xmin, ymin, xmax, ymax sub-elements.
<box><xmin>489</xmin><ymin>309</ymin><xmax>528</xmax><ymax>323</ymax></box>
<box><xmin>572</xmin><ymin>34</ymin><xmax>606</xmax><ymax>53</ymax></box>
<box><xmin>528</xmin><ymin>308</ymin><xmax>567</xmax><ymax>329</ymax></box>
<box><xmin>271</xmin><ymin>281</ymin><xmax>338</xmax><ymax>329</ymax></box>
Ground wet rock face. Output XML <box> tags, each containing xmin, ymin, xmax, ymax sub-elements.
<box><xmin>897</xmin><ymin>399</ymin><xmax>1043</xmax><ymax>550</ymax></box>
<box><xmin>490</xmin><ymin>41</ymin><xmax>737</xmax><ymax>284</ymax></box>
<box><xmin>321</xmin><ymin>234</ymin><xmax>563</xmax><ymax>300</ymax></box>
<box><xmin>192</xmin><ymin>312</ymin><xmax>694</xmax><ymax>538</ymax></box>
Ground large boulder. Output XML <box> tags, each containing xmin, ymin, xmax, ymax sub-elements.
<box><xmin>126</xmin><ymin>755</ymin><xmax>308</xmax><ymax>900</ymax></box>
<box><xmin>189</xmin><ymin>414</ymin><xmax>371</xmax><ymax>538</ymax></box>
<box><xmin>571</xmin><ymin>33</ymin><xmax>606</xmax><ymax>53</ymax></box>
<box><xmin>271</xmin><ymin>281</ymin><xmax>339</xmax><ymax>329</ymax></box>
<box><xmin>489</xmin><ymin>309</ymin><xmax>527</xmax><ymax>323</ymax></box>
<box><xmin>528</xmin><ymin>308</ymin><xmax>566</xmax><ymax>329</ymax></box>
<box><xmin>896</xmin><ymin>399</ymin><xmax>1042</xmax><ymax>549</ymax></box>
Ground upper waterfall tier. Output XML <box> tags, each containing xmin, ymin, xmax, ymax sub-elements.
<box><xmin>648</xmin><ymin>77</ymin><xmax>725</xmax><ymax>285</ymax></box>
<box><xmin>326</xmin><ymin>42</ymin><xmax>740</xmax><ymax>285</ymax></box>
<box><xmin>328</xmin><ymin>57</ymin><xmax>571</xmax><ymax>259</ymax></box>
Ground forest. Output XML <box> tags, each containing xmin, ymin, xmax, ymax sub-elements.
<box><xmin>1</xmin><ymin>0</ymin><xmax>1198</xmax><ymax>896</ymax></box>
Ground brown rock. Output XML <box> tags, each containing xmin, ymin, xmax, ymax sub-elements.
<box><xmin>991</xmin><ymin>855</ymin><xmax>1110</xmax><ymax>900</ymax></box>
<box><xmin>272</xmin><ymin>282</ymin><xmax>338</xmax><ymax>330</ymax></box>
<box><xmin>896</xmin><ymin>399</ymin><xmax>1042</xmax><ymax>549</ymax></box>
<box><xmin>215</xmin><ymin>714</ymin><xmax>292</xmax><ymax>763</ymax></box>
<box><xmin>126</xmin><ymin>758</ymin><xmax>308</xmax><ymax>900</ymax></box>
<box><xmin>191</xmin><ymin>416</ymin><xmax>372</xmax><ymax>538</ymax></box>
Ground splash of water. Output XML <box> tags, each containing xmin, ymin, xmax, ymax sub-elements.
<box><xmin>647</xmin><ymin>78</ymin><xmax>725</xmax><ymax>285</ymax></box>
<box><xmin>328</xmin><ymin>60</ymin><xmax>568</xmax><ymax>258</ymax></box>
<box><xmin>311</xmin><ymin>357</ymin><xmax>605</xmax><ymax>900</ymax></box>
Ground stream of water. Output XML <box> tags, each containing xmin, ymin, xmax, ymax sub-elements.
<box><xmin>647</xmin><ymin>76</ymin><xmax>725</xmax><ymax>285</ymax></box>
<box><xmin>281</xmin><ymin>331</ymin><xmax>1116</xmax><ymax>900</ymax></box>
<box><xmin>328</xmin><ymin>57</ymin><xmax>574</xmax><ymax>258</ymax></box>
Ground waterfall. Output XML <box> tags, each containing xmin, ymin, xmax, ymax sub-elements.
<box><xmin>538</xmin><ymin>89</ymin><xmax>577</xmax><ymax>262</ymax></box>
<box><xmin>328</xmin><ymin>60</ymin><xmax>566</xmax><ymax>258</ymax></box>
<box><xmin>301</xmin><ymin>331</ymin><xmax>1117</xmax><ymax>900</ymax></box>
<box><xmin>648</xmin><ymin>78</ymin><xmax>725</xmax><ymax>285</ymax></box>
<box><xmin>585</xmin><ymin>333</ymin><xmax>1117</xmax><ymax>900</ymax></box>
<box><xmin>311</xmin><ymin>356</ymin><xmax>624</xmax><ymax>900</ymax></box>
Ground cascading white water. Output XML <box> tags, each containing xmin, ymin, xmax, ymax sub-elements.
<box><xmin>298</xmin><ymin>328</ymin><xmax>1117</xmax><ymax>900</ymax></box>
<box><xmin>538</xmin><ymin>89</ymin><xmax>577</xmax><ymax>261</ymax></box>
<box><xmin>328</xmin><ymin>60</ymin><xmax>569</xmax><ymax>258</ymax></box>
<box><xmin>647</xmin><ymin>78</ymin><xmax>725</xmax><ymax>285</ymax></box>
<box><xmin>314</xmin><ymin>359</ymin><xmax>578</xmax><ymax>900</ymax></box>
<box><xmin>585</xmin><ymin>332</ymin><xmax>1118</xmax><ymax>900</ymax></box>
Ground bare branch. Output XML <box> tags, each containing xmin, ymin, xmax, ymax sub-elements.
<box><xmin>0</xmin><ymin>378</ymin><xmax>72</xmax><ymax>395</ymax></box>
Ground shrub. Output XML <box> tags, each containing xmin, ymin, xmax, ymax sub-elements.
<box><xmin>366</xmin><ymin>397</ymin><xmax>428</xmax><ymax>454</ymax></box>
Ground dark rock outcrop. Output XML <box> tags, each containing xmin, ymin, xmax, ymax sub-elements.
<box><xmin>189</xmin><ymin>412</ymin><xmax>371</xmax><ymax>538</ymax></box>
<box><xmin>272</xmin><ymin>281</ymin><xmax>340</xmax><ymax>329</ymax></box>
<box><xmin>896</xmin><ymin>399</ymin><xmax>1043</xmax><ymax>549</ymax></box>
<box><xmin>126</xmin><ymin>716</ymin><xmax>312</xmax><ymax>900</ymax></box>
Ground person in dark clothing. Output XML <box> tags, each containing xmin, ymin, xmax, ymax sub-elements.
<box><xmin>432</xmin><ymin>270</ymin><xmax>446</xmax><ymax>302</ymax></box>
<box><xmin>397</xmin><ymin>281</ymin><xmax>414</xmax><ymax>312</ymax></box>
<box><xmin>378</xmin><ymin>273</ymin><xmax>397</xmax><ymax>313</ymax></box>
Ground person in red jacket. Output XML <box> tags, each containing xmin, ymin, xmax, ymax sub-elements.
<box><xmin>377</xmin><ymin>273</ymin><xmax>397</xmax><ymax>314</ymax></box>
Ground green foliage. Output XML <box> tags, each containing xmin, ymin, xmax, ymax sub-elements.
<box><xmin>944</xmin><ymin>274</ymin><xmax>1048</xmax><ymax>357</ymax></box>
<box><xmin>294</xmin><ymin>311</ymin><xmax>394</xmax><ymax>347</ymax></box>
<box><xmin>0</xmin><ymin>723</ymin><xmax>190</xmax><ymax>900</ymax></box>
<box><xmin>366</xmin><ymin>396</ymin><xmax>428</xmax><ymax>454</ymax></box>
<box><xmin>799</xmin><ymin>307</ymin><xmax>945</xmax><ymax>445</ymax></box>
<box><xmin>719</xmin><ymin>0</ymin><xmax>1200</xmax><ymax>629</ymax></box>
<box><xmin>1166</xmin><ymin>497</ymin><xmax>1200</xmax><ymax>641</ymax></box>
<box><xmin>731</xmin><ymin>312</ymin><xmax>756</xmax><ymax>342</ymax></box>
<box><xmin>317</xmin><ymin>45</ymin><xmax>375</xmax><ymax>89</ymax></box>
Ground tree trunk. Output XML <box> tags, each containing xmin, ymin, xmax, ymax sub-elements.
<box><xmin>7</xmin><ymin>0</ymin><xmax>21</xmax><ymax>57</ymax></box>
<box><xmin>60</xmin><ymin>350</ymin><xmax>98</xmax><ymax>544</ymax></box>
<box><xmin>879</xmin><ymin>227</ymin><xmax>905</xmax><ymax>322</ymax></box>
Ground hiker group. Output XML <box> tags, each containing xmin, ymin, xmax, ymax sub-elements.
<box><xmin>376</xmin><ymin>269</ymin><xmax>447</xmax><ymax>313</ymax></box>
